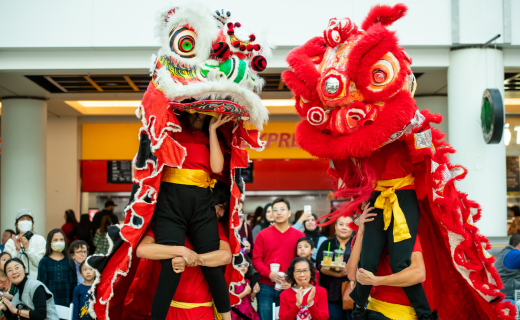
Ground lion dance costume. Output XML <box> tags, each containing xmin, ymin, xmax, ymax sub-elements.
<box><xmin>86</xmin><ymin>3</ymin><xmax>270</xmax><ymax>320</ymax></box>
<box><xmin>282</xmin><ymin>3</ymin><xmax>516</xmax><ymax>320</ymax></box>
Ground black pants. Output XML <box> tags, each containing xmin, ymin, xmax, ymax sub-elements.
<box><xmin>366</xmin><ymin>310</ymin><xmax>391</xmax><ymax>320</ymax></box>
<box><xmin>150</xmin><ymin>182</ymin><xmax>231</xmax><ymax>320</ymax></box>
<box><xmin>350</xmin><ymin>190</ymin><xmax>431</xmax><ymax>318</ymax></box>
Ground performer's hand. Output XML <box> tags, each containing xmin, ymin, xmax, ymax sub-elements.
<box><xmin>358</xmin><ymin>203</ymin><xmax>376</xmax><ymax>235</ymax></box>
<box><xmin>295</xmin><ymin>287</ymin><xmax>304</xmax><ymax>308</ymax></box>
<box><xmin>356</xmin><ymin>268</ymin><xmax>378</xmax><ymax>286</ymax></box>
<box><xmin>12</xmin><ymin>235</ymin><xmax>21</xmax><ymax>252</ymax></box>
<box><xmin>209</xmin><ymin>115</ymin><xmax>234</xmax><ymax>131</ymax></box>
<box><xmin>307</xmin><ymin>287</ymin><xmax>316</xmax><ymax>306</ymax></box>
<box><xmin>253</xmin><ymin>283</ymin><xmax>260</xmax><ymax>294</ymax></box>
<box><xmin>242</xmin><ymin>240</ymin><xmax>251</xmax><ymax>253</ymax></box>
<box><xmin>172</xmin><ymin>257</ymin><xmax>185</xmax><ymax>273</ymax></box>
<box><xmin>269</xmin><ymin>271</ymin><xmax>285</xmax><ymax>283</ymax></box>
<box><xmin>181</xmin><ymin>247</ymin><xmax>201</xmax><ymax>267</ymax></box>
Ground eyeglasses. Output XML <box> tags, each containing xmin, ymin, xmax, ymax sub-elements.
<box><xmin>294</xmin><ymin>269</ymin><xmax>310</xmax><ymax>275</ymax></box>
<box><xmin>237</xmin><ymin>262</ymin><xmax>249</xmax><ymax>268</ymax></box>
<box><xmin>74</xmin><ymin>251</ymin><xmax>88</xmax><ymax>255</ymax></box>
<box><xmin>272</xmin><ymin>208</ymin><xmax>288</xmax><ymax>213</ymax></box>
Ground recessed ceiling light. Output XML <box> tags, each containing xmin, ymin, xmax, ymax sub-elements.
<box><xmin>105</xmin><ymin>83</ymin><xmax>119</xmax><ymax>86</ymax></box>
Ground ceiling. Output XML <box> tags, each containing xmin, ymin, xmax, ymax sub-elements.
<box><xmin>25</xmin><ymin>73</ymin><xmax>290</xmax><ymax>94</ymax></box>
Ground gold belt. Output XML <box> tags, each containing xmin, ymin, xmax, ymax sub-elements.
<box><xmin>170</xmin><ymin>300</ymin><xmax>222</xmax><ymax>320</ymax></box>
<box><xmin>367</xmin><ymin>297</ymin><xmax>417</xmax><ymax>320</ymax></box>
<box><xmin>374</xmin><ymin>173</ymin><xmax>415</xmax><ymax>242</ymax></box>
<box><xmin>161</xmin><ymin>167</ymin><xmax>216</xmax><ymax>190</ymax></box>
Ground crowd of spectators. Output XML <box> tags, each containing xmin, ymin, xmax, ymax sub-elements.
<box><xmin>8</xmin><ymin>198</ymin><xmax>519</xmax><ymax>320</ymax></box>
<box><xmin>0</xmin><ymin>202</ymin><xmax>118</xmax><ymax>319</ymax></box>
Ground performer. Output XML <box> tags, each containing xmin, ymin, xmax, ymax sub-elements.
<box><xmin>123</xmin><ymin>190</ymin><xmax>232</xmax><ymax>320</ymax></box>
<box><xmin>283</xmin><ymin>3</ymin><xmax>516</xmax><ymax>320</ymax></box>
<box><xmin>85</xmin><ymin>4</ymin><xmax>271</xmax><ymax>320</ymax></box>
<box><xmin>347</xmin><ymin>204</ymin><xmax>433</xmax><ymax>320</ymax></box>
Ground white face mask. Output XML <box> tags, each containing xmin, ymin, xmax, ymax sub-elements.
<box><xmin>17</xmin><ymin>221</ymin><xmax>33</xmax><ymax>233</ymax></box>
<box><xmin>51</xmin><ymin>242</ymin><xmax>66</xmax><ymax>253</ymax></box>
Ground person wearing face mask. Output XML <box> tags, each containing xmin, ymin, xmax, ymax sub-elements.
<box><xmin>37</xmin><ymin>229</ymin><xmax>77</xmax><ymax>306</ymax></box>
<box><xmin>4</xmin><ymin>210</ymin><xmax>46</xmax><ymax>280</ymax></box>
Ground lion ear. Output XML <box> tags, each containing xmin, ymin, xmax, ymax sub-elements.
<box><xmin>361</xmin><ymin>3</ymin><xmax>407</xmax><ymax>31</ymax></box>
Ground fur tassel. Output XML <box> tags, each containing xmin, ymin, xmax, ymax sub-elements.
<box><xmin>361</xmin><ymin>3</ymin><xmax>408</xmax><ymax>31</ymax></box>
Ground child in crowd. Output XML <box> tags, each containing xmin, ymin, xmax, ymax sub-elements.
<box><xmin>296</xmin><ymin>237</ymin><xmax>319</xmax><ymax>285</ymax></box>
<box><xmin>231</xmin><ymin>257</ymin><xmax>261</xmax><ymax>320</ymax></box>
<box><xmin>38</xmin><ymin>229</ymin><xmax>77</xmax><ymax>306</ymax></box>
<box><xmin>73</xmin><ymin>261</ymin><xmax>96</xmax><ymax>320</ymax></box>
<box><xmin>70</xmin><ymin>240</ymin><xmax>89</xmax><ymax>285</ymax></box>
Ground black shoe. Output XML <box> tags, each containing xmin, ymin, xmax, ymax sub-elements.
<box><xmin>352</xmin><ymin>305</ymin><xmax>368</xmax><ymax>320</ymax></box>
<box><xmin>419</xmin><ymin>309</ymin><xmax>438</xmax><ymax>320</ymax></box>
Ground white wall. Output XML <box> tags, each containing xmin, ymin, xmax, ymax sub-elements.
<box><xmin>45</xmin><ymin>116</ymin><xmax>79</xmax><ymax>234</ymax></box>
<box><xmin>0</xmin><ymin>0</ymin><xmax>452</xmax><ymax>48</ymax></box>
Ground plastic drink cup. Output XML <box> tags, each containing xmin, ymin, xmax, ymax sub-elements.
<box><xmin>275</xmin><ymin>271</ymin><xmax>285</xmax><ymax>290</ymax></box>
<box><xmin>334</xmin><ymin>249</ymin><xmax>345</xmax><ymax>265</ymax></box>
<box><xmin>323</xmin><ymin>251</ymin><xmax>333</xmax><ymax>265</ymax></box>
<box><xmin>270</xmin><ymin>263</ymin><xmax>280</xmax><ymax>272</ymax></box>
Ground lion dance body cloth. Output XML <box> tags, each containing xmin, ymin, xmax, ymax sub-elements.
<box><xmin>282</xmin><ymin>3</ymin><xmax>516</xmax><ymax>320</ymax></box>
<box><xmin>85</xmin><ymin>3</ymin><xmax>271</xmax><ymax>320</ymax></box>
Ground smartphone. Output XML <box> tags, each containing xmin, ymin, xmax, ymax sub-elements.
<box><xmin>304</xmin><ymin>205</ymin><xmax>311</xmax><ymax>214</ymax></box>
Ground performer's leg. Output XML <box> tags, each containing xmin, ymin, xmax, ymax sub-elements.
<box><xmin>366</xmin><ymin>310</ymin><xmax>391</xmax><ymax>320</ymax></box>
<box><xmin>387</xmin><ymin>189</ymin><xmax>432</xmax><ymax>319</ymax></box>
<box><xmin>350</xmin><ymin>192</ymin><xmax>388</xmax><ymax>310</ymax></box>
<box><xmin>187</xmin><ymin>189</ymin><xmax>231</xmax><ymax>316</ymax></box>
<box><xmin>150</xmin><ymin>182</ymin><xmax>191</xmax><ymax>320</ymax></box>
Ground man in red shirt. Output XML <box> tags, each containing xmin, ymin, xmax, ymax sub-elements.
<box><xmin>253</xmin><ymin>198</ymin><xmax>305</xmax><ymax>320</ymax></box>
<box><xmin>347</xmin><ymin>204</ymin><xmax>435</xmax><ymax>320</ymax></box>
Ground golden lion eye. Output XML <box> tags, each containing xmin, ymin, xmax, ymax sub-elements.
<box><xmin>169</xmin><ymin>26</ymin><xmax>197</xmax><ymax>58</ymax></box>
<box><xmin>367</xmin><ymin>52</ymin><xmax>400</xmax><ymax>91</ymax></box>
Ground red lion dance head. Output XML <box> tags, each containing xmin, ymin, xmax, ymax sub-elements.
<box><xmin>283</xmin><ymin>4</ymin><xmax>517</xmax><ymax>320</ymax></box>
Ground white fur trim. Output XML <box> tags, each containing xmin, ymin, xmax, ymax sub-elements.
<box><xmin>156</xmin><ymin>66</ymin><xmax>268</xmax><ymax>129</ymax></box>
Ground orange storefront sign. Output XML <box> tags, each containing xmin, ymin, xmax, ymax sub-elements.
<box><xmin>82</xmin><ymin>122</ymin><xmax>314</xmax><ymax>160</ymax></box>
<box><xmin>244</xmin><ymin>122</ymin><xmax>315</xmax><ymax>159</ymax></box>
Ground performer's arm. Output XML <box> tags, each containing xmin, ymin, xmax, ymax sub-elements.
<box><xmin>136</xmin><ymin>235</ymin><xmax>202</xmax><ymax>265</ymax></box>
<box><xmin>356</xmin><ymin>251</ymin><xmax>426</xmax><ymax>287</ymax></box>
<box><xmin>346</xmin><ymin>204</ymin><xmax>376</xmax><ymax>281</ymax></box>
<box><xmin>209</xmin><ymin>115</ymin><xmax>233</xmax><ymax>174</ymax></box>
<box><xmin>197</xmin><ymin>240</ymin><xmax>232</xmax><ymax>267</ymax></box>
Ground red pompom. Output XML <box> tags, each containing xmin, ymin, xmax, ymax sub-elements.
<box><xmin>239</xmin><ymin>45</ymin><xmax>247</xmax><ymax>51</ymax></box>
<box><xmin>227</xmin><ymin>29</ymin><xmax>234</xmax><ymax>35</ymax></box>
<box><xmin>234</xmin><ymin>22</ymin><xmax>241</xmax><ymax>28</ymax></box>
<box><xmin>231</xmin><ymin>40</ymin><xmax>240</xmax><ymax>48</ymax></box>
<box><xmin>246</xmin><ymin>44</ymin><xmax>254</xmax><ymax>51</ymax></box>
<box><xmin>254</xmin><ymin>44</ymin><xmax>261</xmax><ymax>51</ymax></box>
<box><xmin>251</xmin><ymin>55</ymin><xmax>267</xmax><ymax>72</ymax></box>
<box><xmin>249</xmin><ymin>34</ymin><xmax>256</xmax><ymax>41</ymax></box>
<box><xmin>227</xmin><ymin>22</ymin><xmax>234</xmax><ymax>28</ymax></box>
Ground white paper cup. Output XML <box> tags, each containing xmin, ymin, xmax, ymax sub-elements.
<box><xmin>270</xmin><ymin>263</ymin><xmax>280</xmax><ymax>272</ymax></box>
<box><xmin>275</xmin><ymin>271</ymin><xmax>285</xmax><ymax>290</ymax></box>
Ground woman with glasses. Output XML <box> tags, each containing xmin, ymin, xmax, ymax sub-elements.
<box><xmin>279</xmin><ymin>257</ymin><xmax>329</xmax><ymax>320</ymax></box>
<box><xmin>0</xmin><ymin>258</ymin><xmax>59</xmax><ymax>319</ymax></box>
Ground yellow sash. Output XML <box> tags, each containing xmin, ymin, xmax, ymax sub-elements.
<box><xmin>170</xmin><ymin>300</ymin><xmax>222</xmax><ymax>320</ymax></box>
<box><xmin>161</xmin><ymin>167</ymin><xmax>217</xmax><ymax>190</ymax></box>
<box><xmin>367</xmin><ymin>297</ymin><xmax>417</xmax><ymax>320</ymax></box>
<box><xmin>374</xmin><ymin>173</ymin><xmax>415</xmax><ymax>242</ymax></box>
